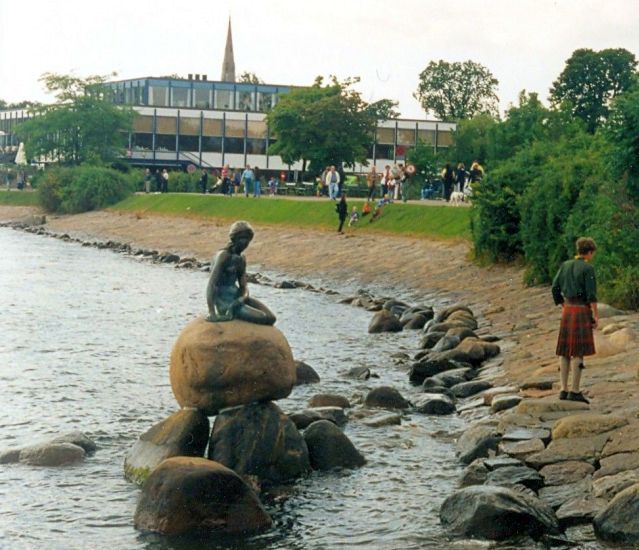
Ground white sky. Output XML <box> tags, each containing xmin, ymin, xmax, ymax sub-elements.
<box><xmin>1</xmin><ymin>0</ymin><xmax>638</xmax><ymax>119</ymax></box>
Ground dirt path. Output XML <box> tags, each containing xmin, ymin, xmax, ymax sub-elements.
<box><xmin>2</xmin><ymin>205</ymin><xmax>637</xmax><ymax>420</ymax></box>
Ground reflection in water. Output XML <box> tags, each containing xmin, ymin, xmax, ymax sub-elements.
<box><xmin>0</xmin><ymin>229</ymin><xmax>602</xmax><ymax>549</ymax></box>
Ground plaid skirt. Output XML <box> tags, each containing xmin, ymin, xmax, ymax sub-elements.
<box><xmin>556</xmin><ymin>304</ymin><xmax>595</xmax><ymax>357</ymax></box>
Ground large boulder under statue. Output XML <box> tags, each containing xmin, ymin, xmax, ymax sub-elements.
<box><xmin>170</xmin><ymin>317</ymin><xmax>296</xmax><ymax>415</ymax></box>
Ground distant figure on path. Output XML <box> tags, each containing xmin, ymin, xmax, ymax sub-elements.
<box><xmin>441</xmin><ymin>163</ymin><xmax>455</xmax><ymax>201</ymax></box>
<box><xmin>161</xmin><ymin>169</ymin><xmax>169</xmax><ymax>193</ymax></box>
<box><xmin>366</xmin><ymin>166</ymin><xmax>377</xmax><ymax>201</ymax></box>
<box><xmin>551</xmin><ymin>237</ymin><xmax>599</xmax><ymax>404</ymax></box>
<box><xmin>199</xmin><ymin>169</ymin><xmax>209</xmax><ymax>194</ymax></box>
<box><xmin>206</xmin><ymin>221</ymin><xmax>276</xmax><ymax>325</ymax></box>
<box><xmin>144</xmin><ymin>169</ymin><xmax>152</xmax><ymax>193</ymax></box>
<box><xmin>241</xmin><ymin>165</ymin><xmax>254</xmax><ymax>197</ymax></box>
<box><xmin>455</xmin><ymin>163</ymin><xmax>467</xmax><ymax>193</ymax></box>
<box><xmin>336</xmin><ymin>193</ymin><xmax>348</xmax><ymax>233</ymax></box>
<box><xmin>327</xmin><ymin>166</ymin><xmax>340</xmax><ymax>200</ymax></box>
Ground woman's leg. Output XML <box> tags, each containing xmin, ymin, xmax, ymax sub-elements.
<box><xmin>236</xmin><ymin>297</ymin><xmax>276</xmax><ymax>325</ymax></box>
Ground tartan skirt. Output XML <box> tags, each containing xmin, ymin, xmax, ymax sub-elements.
<box><xmin>556</xmin><ymin>304</ymin><xmax>595</xmax><ymax>357</ymax></box>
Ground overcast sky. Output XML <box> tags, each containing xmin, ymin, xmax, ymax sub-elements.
<box><xmin>1</xmin><ymin>0</ymin><xmax>638</xmax><ymax>119</ymax></box>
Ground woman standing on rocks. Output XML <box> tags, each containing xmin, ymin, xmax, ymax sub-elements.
<box><xmin>551</xmin><ymin>237</ymin><xmax>598</xmax><ymax>404</ymax></box>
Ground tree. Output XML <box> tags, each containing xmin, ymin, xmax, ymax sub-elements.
<box><xmin>15</xmin><ymin>72</ymin><xmax>134</xmax><ymax>165</ymax></box>
<box><xmin>238</xmin><ymin>71</ymin><xmax>263</xmax><ymax>84</ymax></box>
<box><xmin>266</xmin><ymin>76</ymin><xmax>397</xmax><ymax>174</ymax></box>
<box><xmin>414</xmin><ymin>60</ymin><xmax>499</xmax><ymax>120</ymax></box>
<box><xmin>549</xmin><ymin>48</ymin><xmax>638</xmax><ymax>133</ymax></box>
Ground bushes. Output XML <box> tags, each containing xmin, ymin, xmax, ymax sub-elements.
<box><xmin>35</xmin><ymin>166</ymin><xmax>135</xmax><ymax>214</ymax></box>
<box><xmin>168</xmin><ymin>171</ymin><xmax>199</xmax><ymax>193</ymax></box>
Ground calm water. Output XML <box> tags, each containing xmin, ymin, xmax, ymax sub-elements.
<box><xmin>0</xmin><ymin>228</ymin><xmax>603</xmax><ymax>550</ymax></box>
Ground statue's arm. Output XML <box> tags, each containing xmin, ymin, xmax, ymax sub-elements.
<box><xmin>206</xmin><ymin>251</ymin><xmax>232</xmax><ymax>321</ymax></box>
<box><xmin>238</xmin><ymin>256</ymin><xmax>249</xmax><ymax>299</ymax></box>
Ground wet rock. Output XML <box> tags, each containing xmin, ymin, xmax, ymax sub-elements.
<box><xmin>498</xmin><ymin>438</ymin><xmax>545</xmax><ymax>460</ymax></box>
<box><xmin>304</xmin><ymin>420</ymin><xmax>365</xmax><ymax>470</ymax></box>
<box><xmin>552</xmin><ymin>414</ymin><xmax>628</xmax><ymax>440</ymax></box>
<box><xmin>428</xmin><ymin>319</ymin><xmax>477</xmax><ymax>334</ymax></box>
<box><xmin>414</xmin><ymin>393</ymin><xmax>456</xmax><ymax>415</ymax></box>
<box><xmin>502</xmin><ymin>427</ymin><xmax>551</xmax><ymax>444</ymax></box>
<box><xmin>440</xmin><ymin>485</ymin><xmax>560</xmax><ymax>540</ymax></box>
<box><xmin>456</xmin><ymin>423</ymin><xmax>502</xmax><ymax>465</ymax></box>
<box><xmin>134</xmin><ymin>457</ymin><xmax>272</xmax><ymax>535</ymax></box>
<box><xmin>309</xmin><ymin>393</ymin><xmax>350</xmax><ymax>409</ymax></box>
<box><xmin>432</xmin><ymin>334</ymin><xmax>460</xmax><ymax>353</ymax></box>
<box><xmin>0</xmin><ymin>449</ymin><xmax>21</xmax><ymax>464</ymax></box>
<box><xmin>170</xmin><ymin>318</ymin><xmax>296</xmax><ymax>415</ymax></box>
<box><xmin>442</xmin><ymin>338</ymin><xmax>500</xmax><ymax>366</ymax></box>
<box><xmin>526</xmin><ymin>434</ymin><xmax>611</xmax><ymax>468</ymax></box>
<box><xmin>491</xmin><ymin>395</ymin><xmax>523</xmax><ymax>413</ymax></box>
<box><xmin>208</xmin><ymin>402</ymin><xmax>311</xmax><ymax>485</ymax></box>
<box><xmin>483</xmin><ymin>456</ymin><xmax>524</xmax><ymax>470</ymax></box>
<box><xmin>49</xmin><ymin>432</ymin><xmax>97</xmax><ymax>454</ymax></box>
<box><xmin>445</xmin><ymin>327</ymin><xmax>478</xmax><ymax>342</ymax></box>
<box><xmin>460</xmin><ymin>459</ymin><xmax>489</xmax><ymax>487</ymax></box>
<box><xmin>434</xmin><ymin>304</ymin><xmax>474</xmax><ymax>323</ymax></box>
<box><xmin>430</xmin><ymin>367</ymin><xmax>473</xmax><ymax>388</ymax></box>
<box><xmin>481</xmin><ymin>335</ymin><xmax>501</xmax><ymax>343</ymax></box>
<box><xmin>289</xmin><ymin>407</ymin><xmax>348</xmax><ymax>429</ymax></box>
<box><xmin>539</xmin><ymin>478</ymin><xmax>592</xmax><ymax>509</ymax></box>
<box><xmin>601</xmin><ymin>422</ymin><xmax>639</xmax><ymax>457</ymax></box>
<box><xmin>450</xmin><ymin>380</ymin><xmax>493</xmax><ymax>399</ymax></box>
<box><xmin>409</xmin><ymin>354</ymin><xmax>469</xmax><ymax>385</ymax></box>
<box><xmin>19</xmin><ymin>442</ymin><xmax>85</xmax><ymax>466</ymax></box>
<box><xmin>294</xmin><ymin>361</ymin><xmax>320</xmax><ymax>385</ymax></box>
<box><xmin>124</xmin><ymin>409</ymin><xmax>210</xmax><ymax>485</ymax></box>
<box><xmin>593</xmin><ymin>469</ymin><xmax>639</xmax><ymax>500</ymax></box>
<box><xmin>400</xmin><ymin>305</ymin><xmax>433</xmax><ymax>325</ymax></box>
<box><xmin>383</xmin><ymin>298</ymin><xmax>410</xmax><ymax>312</ymax></box>
<box><xmin>401</xmin><ymin>311</ymin><xmax>429</xmax><ymax>330</ymax></box>
<box><xmin>593</xmin><ymin>483</ymin><xmax>639</xmax><ymax>544</ymax></box>
<box><xmin>482</xmin><ymin>386</ymin><xmax>520</xmax><ymax>405</ymax></box>
<box><xmin>368</xmin><ymin>309</ymin><xmax>403</xmax><ymax>333</ymax></box>
<box><xmin>594</xmin><ymin>452</ymin><xmax>639</xmax><ymax>479</ymax></box>
<box><xmin>486</xmin><ymin>465</ymin><xmax>544</xmax><ymax>491</ymax></box>
<box><xmin>361</xmin><ymin>412</ymin><xmax>402</xmax><ymax>428</ymax></box>
<box><xmin>540</xmin><ymin>461</ymin><xmax>595</xmax><ymax>486</ymax></box>
<box><xmin>158</xmin><ymin>252</ymin><xmax>180</xmax><ymax>263</ymax></box>
<box><xmin>364</xmin><ymin>386</ymin><xmax>410</xmax><ymax>409</ymax></box>
<box><xmin>419</xmin><ymin>331</ymin><xmax>445</xmax><ymax>349</ymax></box>
<box><xmin>556</xmin><ymin>496</ymin><xmax>607</xmax><ymax>527</ymax></box>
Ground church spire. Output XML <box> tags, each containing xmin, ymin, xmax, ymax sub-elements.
<box><xmin>221</xmin><ymin>17</ymin><xmax>236</xmax><ymax>82</ymax></box>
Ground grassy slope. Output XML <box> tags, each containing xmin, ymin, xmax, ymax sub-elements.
<box><xmin>111</xmin><ymin>194</ymin><xmax>470</xmax><ymax>240</ymax></box>
<box><xmin>0</xmin><ymin>191</ymin><xmax>40</xmax><ymax>206</ymax></box>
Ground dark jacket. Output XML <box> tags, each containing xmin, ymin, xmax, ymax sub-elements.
<box><xmin>336</xmin><ymin>199</ymin><xmax>348</xmax><ymax>219</ymax></box>
<box><xmin>551</xmin><ymin>258</ymin><xmax>597</xmax><ymax>305</ymax></box>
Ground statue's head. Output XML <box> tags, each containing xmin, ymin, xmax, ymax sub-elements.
<box><xmin>228</xmin><ymin>221</ymin><xmax>254</xmax><ymax>249</ymax></box>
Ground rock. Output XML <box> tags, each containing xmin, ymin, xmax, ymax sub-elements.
<box><xmin>429</xmin><ymin>367</ymin><xmax>473</xmax><ymax>387</ymax></box>
<box><xmin>289</xmin><ymin>407</ymin><xmax>348</xmax><ymax>429</ymax></box>
<box><xmin>456</xmin><ymin>423</ymin><xmax>502</xmax><ymax>465</ymax></box>
<box><xmin>601</xmin><ymin>422</ymin><xmax>639</xmax><ymax>457</ymax></box>
<box><xmin>498</xmin><ymin>438</ymin><xmax>545</xmax><ymax>459</ymax></box>
<box><xmin>460</xmin><ymin>459</ymin><xmax>489</xmax><ymax>487</ymax></box>
<box><xmin>49</xmin><ymin>432</ymin><xmax>97</xmax><ymax>454</ymax></box>
<box><xmin>208</xmin><ymin>402</ymin><xmax>310</xmax><ymax>485</ymax></box>
<box><xmin>539</xmin><ymin>478</ymin><xmax>592</xmax><ymax>509</ymax></box>
<box><xmin>383</xmin><ymin>298</ymin><xmax>410</xmax><ymax>312</ymax></box>
<box><xmin>516</xmin><ymin>397</ymin><xmax>590</xmax><ymax>417</ymax></box>
<box><xmin>483</xmin><ymin>456</ymin><xmax>524</xmax><ymax>470</ymax></box>
<box><xmin>456</xmin><ymin>397</ymin><xmax>486</xmax><ymax>413</ymax></box>
<box><xmin>593</xmin><ymin>483</ymin><xmax>639</xmax><ymax>544</ymax></box>
<box><xmin>0</xmin><ymin>449</ymin><xmax>21</xmax><ymax>464</ymax></box>
<box><xmin>170</xmin><ymin>318</ymin><xmax>296</xmax><ymax>415</ymax></box>
<box><xmin>601</xmin><ymin>322</ymin><xmax>625</xmax><ymax>335</ymax></box>
<box><xmin>434</xmin><ymin>304</ymin><xmax>474</xmax><ymax>323</ymax></box>
<box><xmin>420</xmin><ymin>331</ymin><xmax>445</xmax><ymax>349</ymax></box>
<box><xmin>526</xmin><ymin>434</ymin><xmax>611</xmax><ymax>468</ymax></box>
<box><xmin>304</xmin><ymin>420</ymin><xmax>365</xmax><ymax>470</ymax></box>
<box><xmin>540</xmin><ymin>461</ymin><xmax>596</xmax><ymax>486</ymax></box>
<box><xmin>440</xmin><ymin>485</ymin><xmax>560</xmax><ymax>540</ymax></box>
<box><xmin>345</xmin><ymin>366</ymin><xmax>373</xmax><ymax>380</ymax></box>
<box><xmin>520</xmin><ymin>379</ymin><xmax>556</xmax><ymax>391</ymax></box>
<box><xmin>486</xmin><ymin>465</ymin><xmax>544</xmax><ymax>491</ymax></box>
<box><xmin>19</xmin><ymin>442</ymin><xmax>85</xmax><ymax>466</ymax></box>
<box><xmin>442</xmin><ymin>338</ymin><xmax>500</xmax><ymax>366</ymax></box>
<box><xmin>556</xmin><ymin>496</ymin><xmax>607</xmax><ymax>527</ymax></box>
<box><xmin>597</xmin><ymin>303</ymin><xmax>625</xmax><ymax>318</ymax></box>
<box><xmin>124</xmin><ymin>409</ymin><xmax>210</xmax><ymax>485</ymax></box>
<box><xmin>445</xmin><ymin>327</ymin><xmax>478</xmax><ymax>342</ymax></box>
<box><xmin>595</xmin><ymin>452</ymin><xmax>639</xmax><ymax>479</ymax></box>
<box><xmin>309</xmin><ymin>394</ymin><xmax>350</xmax><ymax>409</ymax></box>
<box><xmin>491</xmin><ymin>395</ymin><xmax>523</xmax><ymax>413</ymax></box>
<box><xmin>401</xmin><ymin>313</ymin><xmax>428</xmax><ymax>330</ymax></box>
<box><xmin>361</xmin><ymin>412</ymin><xmax>402</xmax><ymax>428</ymax></box>
<box><xmin>134</xmin><ymin>457</ymin><xmax>271</xmax><ymax>535</ymax></box>
<box><xmin>431</xmin><ymin>334</ymin><xmax>460</xmax><ymax>353</ymax></box>
<box><xmin>482</xmin><ymin>386</ymin><xmax>519</xmax><ymax>405</ymax></box>
<box><xmin>450</xmin><ymin>380</ymin><xmax>493</xmax><ymax>399</ymax></box>
<box><xmin>608</xmin><ymin>327</ymin><xmax>635</xmax><ymax>349</ymax></box>
<box><xmin>552</xmin><ymin>414</ymin><xmax>628</xmax><ymax>439</ymax></box>
<box><xmin>409</xmin><ymin>355</ymin><xmax>469</xmax><ymax>385</ymax></box>
<box><xmin>294</xmin><ymin>361</ymin><xmax>320</xmax><ymax>385</ymax></box>
<box><xmin>414</xmin><ymin>393</ymin><xmax>456</xmax><ymax>415</ymax></box>
<box><xmin>593</xmin><ymin>469</ymin><xmax>639</xmax><ymax>500</ymax></box>
<box><xmin>364</xmin><ymin>386</ymin><xmax>410</xmax><ymax>409</ymax></box>
<box><xmin>428</xmin><ymin>320</ymin><xmax>477</xmax><ymax>334</ymax></box>
<box><xmin>502</xmin><ymin>427</ymin><xmax>551</xmax><ymax>443</ymax></box>
<box><xmin>400</xmin><ymin>305</ymin><xmax>433</xmax><ymax>325</ymax></box>
<box><xmin>368</xmin><ymin>309</ymin><xmax>403</xmax><ymax>333</ymax></box>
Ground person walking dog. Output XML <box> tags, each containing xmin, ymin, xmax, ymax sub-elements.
<box><xmin>551</xmin><ymin>237</ymin><xmax>599</xmax><ymax>404</ymax></box>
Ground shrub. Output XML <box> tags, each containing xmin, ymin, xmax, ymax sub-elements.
<box><xmin>36</xmin><ymin>165</ymin><xmax>135</xmax><ymax>214</ymax></box>
<box><xmin>169</xmin><ymin>171</ymin><xmax>199</xmax><ymax>193</ymax></box>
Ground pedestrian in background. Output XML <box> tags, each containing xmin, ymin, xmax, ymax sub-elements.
<box><xmin>336</xmin><ymin>193</ymin><xmax>348</xmax><ymax>234</ymax></box>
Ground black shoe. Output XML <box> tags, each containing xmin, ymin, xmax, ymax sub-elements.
<box><xmin>567</xmin><ymin>391</ymin><xmax>590</xmax><ymax>404</ymax></box>
<box><xmin>559</xmin><ymin>390</ymin><xmax>568</xmax><ymax>400</ymax></box>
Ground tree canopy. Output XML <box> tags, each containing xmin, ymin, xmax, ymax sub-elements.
<box><xmin>266</xmin><ymin>76</ymin><xmax>397</xmax><ymax>174</ymax></box>
<box><xmin>549</xmin><ymin>48</ymin><xmax>638</xmax><ymax>133</ymax></box>
<box><xmin>16</xmin><ymin>72</ymin><xmax>134</xmax><ymax>165</ymax></box>
<box><xmin>414</xmin><ymin>60</ymin><xmax>499</xmax><ymax>120</ymax></box>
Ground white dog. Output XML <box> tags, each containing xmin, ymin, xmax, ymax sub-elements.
<box><xmin>449</xmin><ymin>191</ymin><xmax>465</xmax><ymax>206</ymax></box>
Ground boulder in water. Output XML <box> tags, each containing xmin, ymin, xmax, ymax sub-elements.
<box><xmin>304</xmin><ymin>420</ymin><xmax>365</xmax><ymax>470</ymax></box>
<box><xmin>19</xmin><ymin>442</ymin><xmax>85</xmax><ymax>466</ymax></box>
<box><xmin>368</xmin><ymin>309</ymin><xmax>403</xmax><ymax>333</ymax></box>
<box><xmin>364</xmin><ymin>386</ymin><xmax>410</xmax><ymax>409</ymax></box>
<box><xmin>294</xmin><ymin>361</ymin><xmax>320</xmax><ymax>385</ymax></box>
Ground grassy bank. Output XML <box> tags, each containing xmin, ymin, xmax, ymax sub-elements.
<box><xmin>111</xmin><ymin>194</ymin><xmax>471</xmax><ymax>240</ymax></box>
<box><xmin>0</xmin><ymin>190</ymin><xmax>39</xmax><ymax>207</ymax></box>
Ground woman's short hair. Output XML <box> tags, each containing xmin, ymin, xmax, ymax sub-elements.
<box><xmin>229</xmin><ymin>220</ymin><xmax>254</xmax><ymax>241</ymax></box>
<box><xmin>576</xmin><ymin>237</ymin><xmax>597</xmax><ymax>255</ymax></box>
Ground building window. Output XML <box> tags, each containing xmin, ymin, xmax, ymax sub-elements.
<box><xmin>246</xmin><ymin>120</ymin><xmax>267</xmax><ymax>139</ymax></box>
<box><xmin>257</xmin><ymin>92</ymin><xmax>274</xmax><ymax>112</ymax></box>
<box><xmin>417</xmin><ymin>129</ymin><xmax>436</xmax><ymax>145</ymax></box>
<box><xmin>171</xmin><ymin>87</ymin><xmax>190</xmax><ymax>108</ymax></box>
<box><xmin>202</xmin><ymin>136</ymin><xmax>222</xmax><ymax>153</ymax></box>
<box><xmin>156</xmin><ymin>116</ymin><xmax>176</xmax><ymax>151</ymax></box>
<box><xmin>246</xmin><ymin>139</ymin><xmax>266</xmax><ymax>154</ymax></box>
<box><xmin>376</xmin><ymin>127</ymin><xmax>395</xmax><ymax>145</ymax></box>
<box><xmin>149</xmin><ymin>85</ymin><xmax>169</xmax><ymax>107</ymax></box>
<box><xmin>215</xmin><ymin>88</ymin><xmax>234</xmax><ymax>110</ymax></box>
<box><xmin>194</xmin><ymin>88</ymin><xmax>212</xmax><ymax>109</ymax></box>
<box><xmin>236</xmin><ymin>89</ymin><xmax>255</xmax><ymax>111</ymax></box>
<box><xmin>202</xmin><ymin>118</ymin><xmax>223</xmax><ymax>153</ymax></box>
<box><xmin>179</xmin><ymin>116</ymin><xmax>200</xmax><ymax>152</ymax></box>
<box><xmin>132</xmin><ymin>133</ymin><xmax>152</xmax><ymax>151</ymax></box>
<box><xmin>397</xmin><ymin>128</ymin><xmax>416</xmax><ymax>146</ymax></box>
<box><xmin>224</xmin><ymin>138</ymin><xmax>244</xmax><ymax>154</ymax></box>
<box><xmin>133</xmin><ymin>115</ymin><xmax>153</xmax><ymax>133</ymax></box>
<box><xmin>437</xmin><ymin>130</ymin><xmax>453</xmax><ymax>147</ymax></box>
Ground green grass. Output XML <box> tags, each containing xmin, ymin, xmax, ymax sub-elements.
<box><xmin>0</xmin><ymin>190</ymin><xmax>40</xmax><ymax>206</ymax></box>
<box><xmin>111</xmin><ymin>194</ymin><xmax>471</xmax><ymax>240</ymax></box>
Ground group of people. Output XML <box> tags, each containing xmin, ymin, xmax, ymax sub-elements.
<box><xmin>198</xmin><ymin>165</ymin><xmax>279</xmax><ymax>197</ymax></box>
<box><xmin>143</xmin><ymin>168</ymin><xmax>169</xmax><ymax>193</ymax></box>
<box><xmin>440</xmin><ymin>161</ymin><xmax>484</xmax><ymax>201</ymax></box>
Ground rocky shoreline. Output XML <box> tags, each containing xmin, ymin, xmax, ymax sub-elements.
<box><xmin>2</xmin><ymin>206</ymin><xmax>639</xmax><ymax>545</ymax></box>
